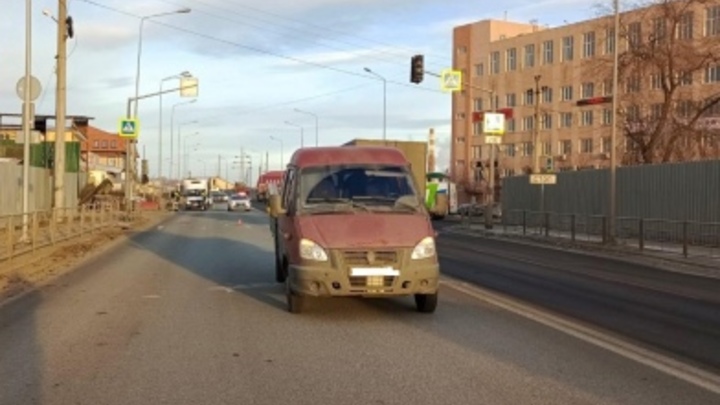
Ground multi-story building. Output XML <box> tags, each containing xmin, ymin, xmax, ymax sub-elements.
<box><xmin>451</xmin><ymin>0</ymin><xmax>720</xmax><ymax>204</ymax></box>
<box><xmin>80</xmin><ymin>126</ymin><xmax>136</xmax><ymax>185</ymax></box>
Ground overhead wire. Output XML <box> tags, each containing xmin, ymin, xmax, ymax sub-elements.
<box><xmin>76</xmin><ymin>0</ymin><xmax>446</xmax><ymax>95</ymax></box>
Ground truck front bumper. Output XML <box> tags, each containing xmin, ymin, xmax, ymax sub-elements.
<box><xmin>288</xmin><ymin>263</ymin><xmax>439</xmax><ymax>297</ymax></box>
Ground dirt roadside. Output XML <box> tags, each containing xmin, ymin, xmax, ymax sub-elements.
<box><xmin>0</xmin><ymin>211</ymin><xmax>174</xmax><ymax>306</ymax></box>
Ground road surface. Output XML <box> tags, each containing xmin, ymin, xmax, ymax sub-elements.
<box><xmin>433</xmin><ymin>220</ymin><xmax>720</xmax><ymax>374</ymax></box>
<box><xmin>0</xmin><ymin>207</ymin><xmax>717</xmax><ymax>404</ymax></box>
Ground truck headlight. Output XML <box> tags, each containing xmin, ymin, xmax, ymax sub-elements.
<box><xmin>411</xmin><ymin>236</ymin><xmax>435</xmax><ymax>260</ymax></box>
<box><xmin>299</xmin><ymin>238</ymin><xmax>328</xmax><ymax>262</ymax></box>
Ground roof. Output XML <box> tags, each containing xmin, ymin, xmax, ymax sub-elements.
<box><xmin>289</xmin><ymin>146</ymin><xmax>409</xmax><ymax>168</ymax></box>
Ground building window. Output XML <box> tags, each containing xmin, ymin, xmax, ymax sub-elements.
<box><xmin>678</xmin><ymin>71</ymin><xmax>693</xmax><ymax>86</ymax></box>
<box><xmin>542</xmin><ymin>142</ymin><xmax>552</xmax><ymax>156</ymax></box>
<box><xmin>628</xmin><ymin>22</ymin><xmax>642</xmax><ymax>49</ymax></box>
<box><xmin>678</xmin><ymin>12</ymin><xmax>694</xmax><ymax>40</ymax></box>
<box><xmin>581</xmin><ymin>82</ymin><xmax>594</xmax><ymax>98</ymax></box>
<box><xmin>706</xmin><ymin>65</ymin><xmax>720</xmax><ymax>83</ymax></box>
<box><xmin>507</xmin><ymin>118</ymin><xmax>516</xmax><ymax>132</ymax></box>
<box><xmin>561</xmin><ymin>85</ymin><xmax>573</xmax><ymax>101</ymax></box>
<box><xmin>93</xmin><ymin>140</ymin><xmax>99</xmax><ymax>148</ymax></box>
<box><xmin>652</xmin><ymin>17</ymin><xmax>667</xmax><ymax>43</ymax></box>
<box><xmin>505</xmin><ymin>93</ymin><xmax>517</xmax><ymax>107</ymax></box>
<box><xmin>475</xmin><ymin>63</ymin><xmax>484</xmax><ymax>76</ymax></box>
<box><xmin>506</xmin><ymin>48</ymin><xmax>517</xmax><ymax>71</ymax></box>
<box><xmin>110</xmin><ymin>140</ymin><xmax>117</xmax><ymax>148</ymax></box>
<box><xmin>676</xmin><ymin>100</ymin><xmax>693</xmax><ymax>118</ymax></box>
<box><xmin>543</xmin><ymin>40</ymin><xmax>554</xmax><ymax>64</ymax></box>
<box><xmin>562</xmin><ymin>36</ymin><xmax>574</xmax><ymax>61</ymax></box>
<box><xmin>524</xmin><ymin>44</ymin><xmax>535</xmax><ymax>68</ymax></box>
<box><xmin>581</xmin><ymin>110</ymin><xmax>594</xmax><ymax>126</ymax></box>
<box><xmin>707</xmin><ymin>6</ymin><xmax>720</xmax><ymax>36</ymax></box>
<box><xmin>603</xmin><ymin>109</ymin><xmax>613</xmax><ymax>125</ymax></box>
<box><xmin>524</xmin><ymin>89</ymin><xmax>535</xmax><ymax>105</ymax></box>
<box><xmin>560</xmin><ymin>112</ymin><xmax>573</xmax><ymax>128</ymax></box>
<box><xmin>602</xmin><ymin>137</ymin><xmax>612</xmax><ymax>153</ymax></box>
<box><xmin>583</xmin><ymin>31</ymin><xmax>596</xmax><ymax>58</ymax></box>
<box><xmin>650</xmin><ymin>103</ymin><xmax>663</xmax><ymax>120</ymax></box>
<box><xmin>605</xmin><ymin>28</ymin><xmax>615</xmax><ymax>54</ymax></box>
<box><xmin>521</xmin><ymin>142</ymin><xmax>533</xmax><ymax>157</ymax></box>
<box><xmin>559</xmin><ymin>140</ymin><xmax>572</xmax><ymax>155</ymax></box>
<box><xmin>542</xmin><ymin>87</ymin><xmax>553</xmax><ymax>103</ymax></box>
<box><xmin>506</xmin><ymin>143</ymin><xmax>516</xmax><ymax>157</ymax></box>
<box><xmin>650</xmin><ymin>74</ymin><xmax>662</xmax><ymax>90</ymax></box>
<box><xmin>602</xmin><ymin>79</ymin><xmax>613</xmax><ymax>95</ymax></box>
<box><xmin>626</xmin><ymin>105</ymin><xmax>640</xmax><ymax>122</ymax></box>
<box><xmin>580</xmin><ymin>138</ymin><xmax>593</xmax><ymax>153</ymax></box>
<box><xmin>542</xmin><ymin>113</ymin><xmax>553</xmax><ymax>130</ymax></box>
<box><xmin>472</xmin><ymin>146</ymin><xmax>482</xmax><ymax>159</ymax></box>
<box><xmin>474</xmin><ymin>98</ymin><xmax>484</xmax><ymax>111</ymax></box>
<box><xmin>522</xmin><ymin>116</ymin><xmax>535</xmax><ymax>131</ymax></box>
<box><xmin>473</xmin><ymin>122</ymin><xmax>483</xmax><ymax>135</ymax></box>
<box><xmin>101</xmin><ymin>140</ymin><xmax>108</xmax><ymax>148</ymax></box>
<box><xmin>626</xmin><ymin>75</ymin><xmax>641</xmax><ymax>92</ymax></box>
<box><xmin>490</xmin><ymin>52</ymin><xmax>500</xmax><ymax>74</ymax></box>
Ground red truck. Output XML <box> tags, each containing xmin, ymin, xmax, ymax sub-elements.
<box><xmin>256</xmin><ymin>170</ymin><xmax>284</xmax><ymax>202</ymax></box>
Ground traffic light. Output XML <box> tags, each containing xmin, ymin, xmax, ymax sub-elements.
<box><xmin>542</xmin><ymin>156</ymin><xmax>554</xmax><ymax>173</ymax></box>
<box><xmin>410</xmin><ymin>54</ymin><xmax>424</xmax><ymax>84</ymax></box>
<box><xmin>576</xmin><ymin>96</ymin><xmax>612</xmax><ymax>106</ymax></box>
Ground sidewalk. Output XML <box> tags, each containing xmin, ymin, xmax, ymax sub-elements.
<box><xmin>443</xmin><ymin>220</ymin><xmax>720</xmax><ymax>279</ymax></box>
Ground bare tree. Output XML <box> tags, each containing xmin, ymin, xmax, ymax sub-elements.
<box><xmin>586</xmin><ymin>0</ymin><xmax>720</xmax><ymax>164</ymax></box>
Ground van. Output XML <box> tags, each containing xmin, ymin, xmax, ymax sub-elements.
<box><xmin>267</xmin><ymin>146</ymin><xmax>440</xmax><ymax>314</ymax></box>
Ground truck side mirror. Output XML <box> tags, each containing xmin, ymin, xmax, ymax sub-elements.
<box><xmin>268</xmin><ymin>194</ymin><xmax>286</xmax><ymax>217</ymax></box>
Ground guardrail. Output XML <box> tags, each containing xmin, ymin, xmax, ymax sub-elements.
<box><xmin>459</xmin><ymin>210</ymin><xmax>720</xmax><ymax>259</ymax></box>
<box><xmin>0</xmin><ymin>202</ymin><xmax>137</xmax><ymax>264</ymax></box>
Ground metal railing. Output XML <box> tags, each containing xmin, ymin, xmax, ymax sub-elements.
<box><xmin>459</xmin><ymin>210</ymin><xmax>720</xmax><ymax>260</ymax></box>
<box><xmin>0</xmin><ymin>202</ymin><xmax>135</xmax><ymax>264</ymax></box>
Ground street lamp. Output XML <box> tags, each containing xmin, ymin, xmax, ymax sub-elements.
<box><xmin>609</xmin><ymin>0</ymin><xmax>620</xmax><ymax>244</ymax></box>
<box><xmin>170</xmin><ymin>99</ymin><xmax>196</xmax><ymax>179</ymax></box>
<box><xmin>177</xmin><ymin>120</ymin><xmax>199</xmax><ymax>178</ymax></box>
<box><xmin>159</xmin><ymin>71</ymin><xmax>191</xmax><ymax>180</ymax></box>
<box><xmin>363</xmin><ymin>67</ymin><xmax>387</xmax><ymax>140</ymax></box>
<box><xmin>182</xmin><ymin>132</ymin><xmax>200</xmax><ymax>177</ymax></box>
<box><xmin>270</xmin><ymin>136</ymin><xmax>284</xmax><ymax>170</ymax></box>
<box><xmin>284</xmin><ymin>121</ymin><xmax>304</xmax><ymax>147</ymax></box>
<box><xmin>294</xmin><ymin>108</ymin><xmax>319</xmax><ymax>146</ymax></box>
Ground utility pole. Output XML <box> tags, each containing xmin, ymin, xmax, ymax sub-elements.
<box><xmin>54</xmin><ymin>0</ymin><xmax>69</xmax><ymax>213</ymax></box>
<box><xmin>609</xmin><ymin>0</ymin><xmax>620</xmax><ymax>244</ymax></box>
<box><xmin>265</xmin><ymin>151</ymin><xmax>269</xmax><ymax>173</ymax></box>
<box><xmin>240</xmin><ymin>147</ymin><xmax>245</xmax><ymax>184</ymax></box>
<box><xmin>485</xmin><ymin>90</ymin><xmax>496</xmax><ymax>230</ymax></box>
<box><xmin>533</xmin><ymin>75</ymin><xmax>545</xmax><ymax>214</ymax></box>
<box><xmin>20</xmin><ymin>0</ymin><xmax>33</xmax><ymax>242</ymax></box>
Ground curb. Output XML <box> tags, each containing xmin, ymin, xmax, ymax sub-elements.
<box><xmin>442</xmin><ymin>226</ymin><xmax>720</xmax><ymax>280</ymax></box>
<box><xmin>0</xmin><ymin>212</ymin><xmax>177</xmax><ymax>309</ymax></box>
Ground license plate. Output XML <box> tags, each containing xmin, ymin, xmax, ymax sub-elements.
<box><xmin>350</xmin><ymin>267</ymin><xmax>399</xmax><ymax>277</ymax></box>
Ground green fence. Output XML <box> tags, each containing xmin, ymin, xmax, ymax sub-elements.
<box><xmin>0</xmin><ymin>140</ymin><xmax>81</xmax><ymax>172</ymax></box>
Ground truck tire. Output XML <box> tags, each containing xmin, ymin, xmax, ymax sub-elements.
<box><xmin>286</xmin><ymin>277</ymin><xmax>303</xmax><ymax>314</ymax></box>
<box><xmin>414</xmin><ymin>292</ymin><xmax>438</xmax><ymax>313</ymax></box>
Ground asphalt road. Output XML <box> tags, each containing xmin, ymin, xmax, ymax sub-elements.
<box><xmin>0</xmin><ymin>207</ymin><xmax>718</xmax><ymax>405</ymax></box>
<box><xmin>433</xmin><ymin>219</ymin><xmax>720</xmax><ymax>375</ymax></box>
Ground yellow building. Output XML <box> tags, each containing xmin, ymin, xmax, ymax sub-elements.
<box><xmin>451</xmin><ymin>0</ymin><xmax>720</xmax><ymax>202</ymax></box>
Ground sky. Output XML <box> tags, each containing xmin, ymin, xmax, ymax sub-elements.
<box><xmin>0</xmin><ymin>0</ymin><xmax>598</xmax><ymax>184</ymax></box>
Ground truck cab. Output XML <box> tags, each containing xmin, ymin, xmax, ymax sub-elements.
<box><xmin>268</xmin><ymin>146</ymin><xmax>440</xmax><ymax>314</ymax></box>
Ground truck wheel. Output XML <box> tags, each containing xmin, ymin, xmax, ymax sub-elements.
<box><xmin>286</xmin><ymin>278</ymin><xmax>303</xmax><ymax>314</ymax></box>
<box><xmin>414</xmin><ymin>292</ymin><xmax>438</xmax><ymax>313</ymax></box>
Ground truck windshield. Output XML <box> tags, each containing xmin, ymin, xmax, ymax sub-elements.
<box><xmin>299</xmin><ymin>165</ymin><xmax>421</xmax><ymax>213</ymax></box>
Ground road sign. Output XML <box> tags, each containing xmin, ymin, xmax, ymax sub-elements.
<box><xmin>180</xmin><ymin>77</ymin><xmax>199</xmax><ymax>97</ymax></box>
<box><xmin>530</xmin><ymin>174</ymin><xmax>557</xmax><ymax>185</ymax></box>
<box><xmin>485</xmin><ymin>135</ymin><xmax>502</xmax><ymax>144</ymax></box>
<box><xmin>119</xmin><ymin>118</ymin><xmax>139</xmax><ymax>138</ymax></box>
<box><xmin>16</xmin><ymin>76</ymin><xmax>42</xmax><ymax>101</ymax></box>
<box><xmin>440</xmin><ymin>69</ymin><xmax>462</xmax><ymax>92</ymax></box>
<box><xmin>483</xmin><ymin>112</ymin><xmax>505</xmax><ymax>135</ymax></box>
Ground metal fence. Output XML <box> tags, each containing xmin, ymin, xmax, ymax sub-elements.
<box><xmin>489</xmin><ymin>209</ymin><xmax>720</xmax><ymax>259</ymax></box>
<box><xmin>501</xmin><ymin>159</ymin><xmax>720</xmax><ymax>223</ymax></box>
<box><xmin>0</xmin><ymin>163</ymin><xmax>84</xmax><ymax>217</ymax></box>
<box><xmin>0</xmin><ymin>202</ymin><xmax>133</xmax><ymax>264</ymax></box>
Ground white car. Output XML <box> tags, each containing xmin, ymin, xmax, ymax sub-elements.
<box><xmin>228</xmin><ymin>194</ymin><xmax>251</xmax><ymax>211</ymax></box>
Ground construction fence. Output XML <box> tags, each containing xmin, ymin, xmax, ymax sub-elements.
<box><xmin>0</xmin><ymin>163</ymin><xmax>84</xmax><ymax>217</ymax></box>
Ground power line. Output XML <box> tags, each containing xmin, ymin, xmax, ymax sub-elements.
<box><xmin>174</xmin><ymin>0</ymin><xmax>450</xmax><ymax>65</ymax></box>
<box><xmin>76</xmin><ymin>0</ymin><xmax>446</xmax><ymax>94</ymax></box>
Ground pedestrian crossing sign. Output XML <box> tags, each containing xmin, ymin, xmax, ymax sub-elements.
<box><xmin>119</xmin><ymin>118</ymin><xmax>139</xmax><ymax>138</ymax></box>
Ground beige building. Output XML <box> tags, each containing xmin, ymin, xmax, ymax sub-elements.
<box><xmin>451</xmin><ymin>0</ymin><xmax>720</xmax><ymax>203</ymax></box>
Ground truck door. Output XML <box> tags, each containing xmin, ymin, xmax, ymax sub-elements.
<box><xmin>276</xmin><ymin>169</ymin><xmax>297</xmax><ymax>262</ymax></box>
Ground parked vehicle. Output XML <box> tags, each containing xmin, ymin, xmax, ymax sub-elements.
<box><xmin>267</xmin><ymin>146</ymin><xmax>440</xmax><ymax>314</ymax></box>
<box><xmin>228</xmin><ymin>193</ymin><xmax>251</xmax><ymax>212</ymax></box>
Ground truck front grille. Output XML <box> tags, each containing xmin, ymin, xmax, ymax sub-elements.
<box><xmin>348</xmin><ymin>276</ymin><xmax>395</xmax><ymax>288</ymax></box>
<box><xmin>342</xmin><ymin>250</ymin><xmax>398</xmax><ymax>266</ymax></box>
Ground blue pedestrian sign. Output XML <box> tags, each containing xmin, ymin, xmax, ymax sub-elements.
<box><xmin>118</xmin><ymin>118</ymin><xmax>139</xmax><ymax>138</ymax></box>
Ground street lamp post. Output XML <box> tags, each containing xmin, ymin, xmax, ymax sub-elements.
<box><xmin>159</xmin><ymin>71</ymin><xmax>190</xmax><ymax>180</ymax></box>
<box><xmin>170</xmin><ymin>99</ymin><xmax>196</xmax><ymax>179</ymax></box>
<box><xmin>20</xmin><ymin>0</ymin><xmax>32</xmax><ymax>241</ymax></box>
<box><xmin>294</xmin><ymin>108</ymin><xmax>319</xmax><ymax>146</ymax></box>
<box><xmin>182</xmin><ymin>133</ymin><xmax>200</xmax><ymax>177</ymax></box>
<box><xmin>284</xmin><ymin>121</ymin><xmax>304</xmax><ymax>147</ymax></box>
<box><xmin>364</xmin><ymin>67</ymin><xmax>387</xmax><ymax>140</ymax></box>
<box><xmin>270</xmin><ymin>136</ymin><xmax>284</xmax><ymax>170</ymax></box>
<box><xmin>177</xmin><ymin>121</ymin><xmax>198</xmax><ymax>178</ymax></box>
<box><xmin>609</xmin><ymin>0</ymin><xmax>620</xmax><ymax>244</ymax></box>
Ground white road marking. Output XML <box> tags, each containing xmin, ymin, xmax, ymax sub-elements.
<box><xmin>440</xmin><ymin>276</ymin><xmax>720</xmax><ymax>395</ymax></box>
<box><xmin>142</xmin><ymin>295</ymin><xmax>161</xmax><ymax>299</ymax></box>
